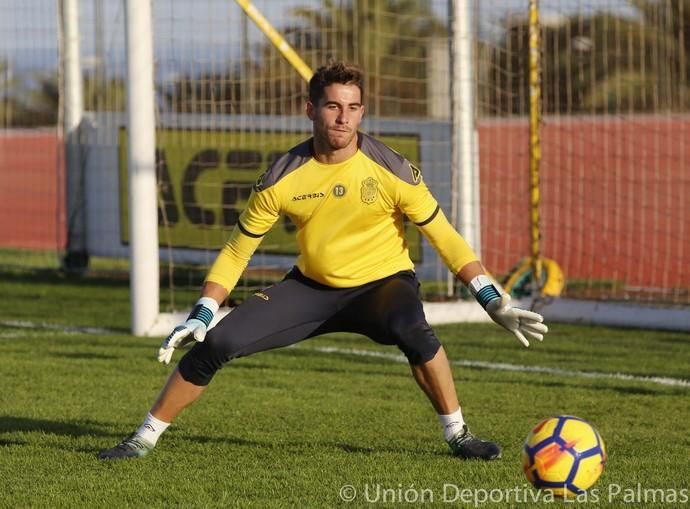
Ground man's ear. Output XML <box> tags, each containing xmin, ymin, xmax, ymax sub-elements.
<box><xmin>306</xmin><ymin>101</ymin><xmax>315</xmax><ymax>120</ymax></box>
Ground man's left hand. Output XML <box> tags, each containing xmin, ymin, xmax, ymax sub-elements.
<box><xmin>468</xmin><ymin>274</ymin><xmax>548</xmax><ymax>347</ymax></box>
<box><xmin>485</xmin><ymin>294</ymin><xmax>548</xmax><ymax>347</ymax></box>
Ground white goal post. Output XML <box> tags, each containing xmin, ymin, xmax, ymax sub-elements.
<box><xmin>124</xmin><ymin>0</ymin><xmax>159</xmax><ymax>336</ymax></box>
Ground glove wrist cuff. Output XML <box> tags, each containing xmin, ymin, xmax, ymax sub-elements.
<box><xmin>188</xmin><ymin>297</ymin><xmax>219</xmax><ymax>326</ymax></box>
<box><xmin>468</xmin><ymin>275</ymin><xmax>501</xmax><ymax>309</ymax></box>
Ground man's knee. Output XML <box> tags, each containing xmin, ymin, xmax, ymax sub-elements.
<box><xmin>177</xmin><ymin>332</ymin><xmax>232</xmax><ymax>386</ymax></box>
<box><xmin>388</xmin><ymin>313</ymin><xmax>441</xmax><ymax>365</ymax></box>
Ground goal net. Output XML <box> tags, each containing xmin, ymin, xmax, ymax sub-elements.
<box><xmin>477</xmin><ymin>0</ymin><xmax>690</xmax><ymax>321</ymax></box>
<box><xmin>2</xmin><ymin>0</ymin><xmax>688</xmax><ymax>332</ymax></box>
<box><xmin>92</xmin><ymin>0</ymin><xmax>459</xmax><ymax>326</ymax></box>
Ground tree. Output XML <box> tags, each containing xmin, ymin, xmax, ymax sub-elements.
<box><xmin>481</xmin><ymin>2</ymin><xmax>690</xmax><ymax>115</ymax></box>
<box><xmin>83</xmin><ymin>75</ymin><xmax>127</xmax><ymax>112</ymax></box>
<box><xmin>160</xmin><ymin>70</ymin><xmax>244</xmax><ymax>115</ymax></box>
<box><xmin>629</xmin><ymin>0</ymin><xmax>690</xmax><ymax>110</ymax></box>
<box><xmin>161</xmin><ymin>1</ymin><xmax>447</xmax><ymax>118</ymax></box>
<box><xmin>24</xmin><ymin>72</ymin><xmax>60</xmax><ymax>125</ymax></box>
<box><xmin>1</xmin><ymin>71</ymin><xmax>61</xmax><ymax>127</ymax></box>
<box><xmin>253</xmin><ymin>0</ymin><xmax>448</xmax><ymax>117</ymax></box>
<box><xmin>0</xmin><ymin>60</ymin><xmax>20</xmax><ymax>126</ymax></box>
<box><xmin>1</xmin><ymin>67</ymin><xmax>128</xmax><ymax>127</ymax></box>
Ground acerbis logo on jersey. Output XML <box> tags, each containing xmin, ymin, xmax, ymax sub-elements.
<box><xmin>360</xmin><ymin>177</ymin><xmax>378</xmax><ymax>204</ymax></box>
<box><xmin>291</xmin><ymin>192</ymin><xmax>325</xmax><ymax>201</ymax></box>
<box><xmin>333</xmin><ymin>184</ymin><xmax>346</xmax><ymax>197</ymax></box>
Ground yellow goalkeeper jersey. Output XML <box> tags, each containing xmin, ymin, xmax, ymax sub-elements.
<box><xmin>206</xmin><ymin>133</ymin><xmax>478</xmax><ymax>290</ymax></box>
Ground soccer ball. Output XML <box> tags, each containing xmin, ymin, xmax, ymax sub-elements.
<box><xmin>521</xmin><ymin>415</ymin><xmax>606</xmax><ymax>497</ymax></box>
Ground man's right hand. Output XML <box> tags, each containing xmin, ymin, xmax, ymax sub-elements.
<box><xmin>157</xmin><ymin>297</ymin><xmax>219</xmax><ymax>364</ymax></box>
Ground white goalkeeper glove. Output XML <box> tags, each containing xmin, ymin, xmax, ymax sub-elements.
<box><xmin>468</xmin><ymin>275</ymin><xmax>548</xmax><ymax>347</ymax></box>
<box><xmin>157</xmin><ymin>297</ymin><xmax>219</xmax><ymax>364</ymax></box>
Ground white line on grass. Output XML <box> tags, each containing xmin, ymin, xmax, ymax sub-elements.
<box><xmin>0</xmin><ymin>331</ymin><xmax>31</xmax><ymax>339</ymax></box>
<box><xmin>296</xmin><ymin>345</ymin><xmax>690</xmax><ymax>389</ymax></box>
<box><xmin>2</xmin><ymin>320</ymin><xmax>688</xmax><ymax>389</ymax></box>
<box><xmin>0</xmin><ymin>320</ymin><xmax>117</xmax><ymax>335</ymax></box>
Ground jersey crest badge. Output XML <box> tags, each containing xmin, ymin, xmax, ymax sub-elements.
<box><xmin>360</xmin><ymin>177</ymin><xmax>378</xmax><ymax>204</ymax></box>
<box><xmin>409</xmin><ymin>163</ymin><xmax>422</xmax><ymax>184</ymax></box>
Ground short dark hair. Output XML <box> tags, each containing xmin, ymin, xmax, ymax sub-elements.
<box><xmin>308</xmin><ymin>61</ymin><xmax>364</xmax><ymax>104</ymax></box>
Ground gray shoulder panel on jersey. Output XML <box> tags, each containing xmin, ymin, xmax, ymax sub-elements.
<box><xmin>253</xmin><ymin>139</ymin><xmax>313</xmax><ymax>192</ymax></box>
<box><xmin>358</xmin><ymin>132</ymin><xmax>421</xmax><ymax>185</ymax></box>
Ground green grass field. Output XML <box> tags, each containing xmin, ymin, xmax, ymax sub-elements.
<box><xmin>1</xmin><ymin>268</ymin><xmax>689</xmax><ymax>508</ymax></box>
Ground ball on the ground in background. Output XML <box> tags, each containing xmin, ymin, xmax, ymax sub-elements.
<box><xmin>522</xmin><ymin>415</ymin><xmax>606</xmax><ymax>497</ymax></box>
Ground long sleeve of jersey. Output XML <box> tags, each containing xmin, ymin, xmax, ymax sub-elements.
<box><xmin>205</xmin><ymin>189</ymin><xmax>281</xmax><ymax>292</ymax></box>
<box><xmin>396</xmin><ymin>178</ymin><xmax>478</xmax><ymax>275</ymax></box>
<box><xmin>417</xmin><ymin>207</ymin><xmax>479</xmax><ymax>274</ymax></box>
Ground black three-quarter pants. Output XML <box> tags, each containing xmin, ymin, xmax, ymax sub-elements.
<box><xmin>178</xmin><ymin>267</ymin><xmax>442</xmax><ymax>386</ymax></box>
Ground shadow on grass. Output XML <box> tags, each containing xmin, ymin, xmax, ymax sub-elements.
<box><xmin>49</xmin><ymin>352</ymin><xmax>119</xmax><ymax>361</ymax></box>
<box><xmin>0</xmin><ymin>437</ymin><xmax>26</xmax><ymax>446</ymax></box>
<box><xmin>228</xmin><ymin>360</ymin><xmax>412</xmax><ymax>381</ymax></box>
<box><xmin>657</xmin><ymin>335</ymin><xmax>690</xmax><ymax>346</ymax></box>
<box><xmin>0</xmin><ymin>416</ymin><xmax>115</xmax><ymax>438</ymax></box>
<box><xmin>0</xmin><ymin>268</ymin><xmax>130</xmax><ymax>288</ymax></box>
<box><xmin>233</xmin><ymin>352</ymin><xmax>685</xmax><ymax>395</ymax></box>
<box><xmin>182</xmin><ymin>432</ymin><xmax>448</xmax><ymax>457</ymax></box>
<box><xmin>474</xmin><ymin>374</ymin><xmax>676</xmax><ymax>396</ymax></box>
<box><xmin>31</xmin><ymin>335</ymin><xmax>156</xmax><ymax>350</ymax></box>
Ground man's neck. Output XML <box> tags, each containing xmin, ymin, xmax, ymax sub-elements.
<box><xmin>312</xmin><ymin>137</ymin><xmax>359</xmax><ymax>164</ymax></box>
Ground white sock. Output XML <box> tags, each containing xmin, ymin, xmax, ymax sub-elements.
<box><xmin>439</xmin><ymin>408</ymin><xmax>465</xmax><ymax>442</ymax></box>
<box><xmin>135</xmin><ymin>413</ymin><xmax>170</xmax><ymax>446</ymax></box>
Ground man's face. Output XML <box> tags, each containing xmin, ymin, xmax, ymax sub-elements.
<box><xmin>307</xmin><ymin>83</ymin><xmax>364</xmax><ymax>152</ymax></box>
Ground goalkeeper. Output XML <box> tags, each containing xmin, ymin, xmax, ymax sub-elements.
<box><xmin>99</xmin><ymin>61</ymin><xmax>547</xmax><ymax>461</ymax></box>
